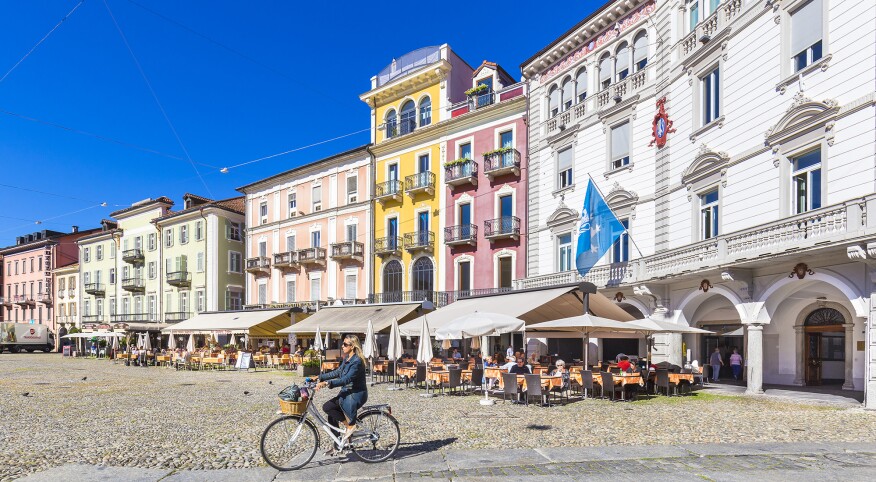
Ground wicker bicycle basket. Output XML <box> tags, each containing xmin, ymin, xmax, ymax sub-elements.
<box><xmin>278</xmin><ymin>398</ymin><xmax>307</xmax><ymax>415</ymax></box>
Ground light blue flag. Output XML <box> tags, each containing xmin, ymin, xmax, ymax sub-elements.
<box><xmin>576</xmin><ymin>180</ymin><xmax>626</xmax><ymax>277</ymax></box>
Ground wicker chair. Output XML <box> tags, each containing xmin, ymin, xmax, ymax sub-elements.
<box><xmin>601</xmin><ymin>372</ymin><xmax>623</xmax><ymax>401</ymax></box>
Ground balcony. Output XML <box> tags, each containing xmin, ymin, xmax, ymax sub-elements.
<box><xmin>81</xmin><ymin>314</ymin><xmax>103</xmax><ymax>324</ymax></box>
<box><xmin>244</xmin><ymin>300</ymin><xmax>327</xmax><ymax>311</ymax></box>
<box><xmin>0</xmin><ymin>297</ymin><xmax>10</xmax><ymax>307</ymax></box>
<box><xmin>166</xmin><ymin>271</ymin><xmax>191</xmax><ymax>288</ymax></box>
<box><xmin>57</xmin><ymin>290</ymin><xmax>65</xmax><ymax>299</ymax></box>
<box><xmin>403</xmin><ymin>231</ymin><xmax>434</xmax><ymax>252</ymax></box>
<box><xmin>467</xmin><ymin>91</ymin><xmax>495</xmax><ymax>110</ymax></box>
<box><xmin>111</xmin><ymin>313</ymin><xmax>149</xmax><ymax>323</ymax></box>
<box><xmin>273</xmin><ymin>251</ymin><xmax>299</xmax><ymax>269</ymax></box>
<box><xmin>164</xmin><ymin>312</ymin><xmax>191</xmax><ymax>323</ymax></box>
<box><xmin>368</xmin><ymin>291</ymin><xmax>452</xmax><ymax>308</ymax></box>
<box><xmin>375</xmin><ymin>180</ymin><xmax>402</xmax><ymax>205</ymax></box>
<box><xmin>67</xmin><ymin>288</ymin><xmax>77</xmax><ymax>298</ymax></box>
<box><xmin>121</xmin><ymin>277</ymin><xmax>145</xmax><ymax>293</ymax></box>
<box><xmin>375</xmin><ymin>237</ymin><xmax>401</xmax><ymax>257</ymax></box>
<box><xmin>37</xmin><ymin>293</ymin><xmax>52</xmax><ymax>305</ymax></box>
<box><xmin>484</xmin><ymin>149</ymin><xmax>521</xmax><ymax>179</ymax></box>
<box><xmin>122</xmin><ymin>248</ymin><xmax>144</xmax><ymax>264</ymax></box>
<box><xmin>13</xmin><ymin>295</ymin><xmax>34</xmax><ymax>306</ymax></box>
<box><xmin>298</xmin><ymin>247</ymin><xmax>327</xmax><ymax>267</ymax></box>
<box><xmin>84</xmin><ymin>283</ymin><xmax>105</xmax><ymax>296</ymax></box>
<box><xmin>444</xmin><ymin>224</ymin><xmax>477</xmax><ymax>246</ymax></box>
<box><xmin>445</xmin><ymin>160</ymin><xmax>478</xmax><ymax>187</ymax></box>
<box><xmin>679</xmin><ymin>0</ymin><xmax>742</xmax><ymax>61</ymax></box>
<box><xmin>331</xmin><ymin>241</ymin><xmax>364</xmax><ymax>261</ymax></box>
<box><xmin>484</xmin><ymin>216</ymin><xmax>520</xmax><ymax>241</ymax></box>
<box><xmin>404</xmin><ymin>172</ymin><xmax>435</xmax><ymax>197</ymax></box>
<box><xmin>245</xmin><ymin>256</ymin><xmax>271</xmax><ymax>274</ymax></box>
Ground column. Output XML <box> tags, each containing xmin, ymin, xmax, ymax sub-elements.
<box><xmin>793</xmin><ymin>325</ymin><xmax>805</xmax><ymax>386</ymax></box>
<box><xmin>745</xmin><ymin>324</ymin><xmax>764</xmax><ymax>395</ymax></box>
<box><xmin>842</xmin><ymin>323</ymin><xmax>855</xmax><ymax>390</ymax></box>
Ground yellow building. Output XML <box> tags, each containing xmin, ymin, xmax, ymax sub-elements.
<box><xmin>360</xmin><ymin>45</ymin><xmax>473</xmax><ymax>305</ymax></box>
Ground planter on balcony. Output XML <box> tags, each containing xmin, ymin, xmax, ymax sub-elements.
<box><xmin>483</xmin><ymin>148</ymin><xmax>521</xmax><ymax>179</ymax></box>
<box><xmin>445</xmin><ymin>160</ymin><xmax>477</xmax><ymax>187</ymax></box>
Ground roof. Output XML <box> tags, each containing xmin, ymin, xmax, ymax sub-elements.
<box><xmin>519</xmin><ymin>0</ymin><xmax>616</xmax><ymax>71</ymax></box>
<box><xmin>109</xmin><ymin>196</ymin><xmax>174</xmax><ymax>218</ymax></box>
<box><xmin>154</xmin><ymin>196</ymin><xmax>244</xmax><ymax>222</ymax></box>
<box><xmin>399</xmin><ymin>285</ymin><xmax>634</xmax><ymax>336</ymax></box>
<box><xmin>235</xmin><ymin>144</ymin><xmax>371</xmax><ymax>193</ymax></box>
<box><xmin>375</xmin><ymin>46</ymin><xmax>442</xmax><ymax>87</ymax></box>
<box><xmin>472</xmin><ymin>60</ymin><xmax>516</xmax><ymax>83</ymax></box>
<box><xmin>162</xmin><ymin>309</ymin><xmax>292</xmax><ymax>336</ymax></box>
<box><xmin>278</xmin><ymin>302</ymin><xmax>423</xmax><ymax>334</ymax></box>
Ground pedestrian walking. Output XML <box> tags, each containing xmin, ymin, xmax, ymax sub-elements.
<box><xmin>729</xmin><ymin>348</ymin><xmax>743</xmax><ymax>380</ymax></box>
<box><xmin>709</xmin><ymin>347</ymin><xmax>724</xmax><ymax>382</ymax></box>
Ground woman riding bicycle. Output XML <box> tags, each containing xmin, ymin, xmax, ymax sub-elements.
<box><xmin>315</xmin><ymin>334</ymin><xmax>368</xmax><ymax>454</ymax></box>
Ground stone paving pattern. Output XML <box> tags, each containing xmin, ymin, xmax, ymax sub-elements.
<box><xmin>3</xmin><ymin>354</ymin><xmax>876</xmax><ymax>481</ymax></box>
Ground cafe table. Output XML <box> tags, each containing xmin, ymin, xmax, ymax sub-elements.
<box><xmin>322</xmin><ymin>361</ymin><xmax>340</xmax><ymax>371</ymax></box>
<box><xmin>396</xmin><ymin>366</ymin><xmax>417</xmax><ymax>380</ymax></box>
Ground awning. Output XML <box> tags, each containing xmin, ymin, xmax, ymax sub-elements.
<box><xmin>278</xmin><ymin>302</ymin><xmax>423</xmax><ymax>334</ymax></box>
<box><xmin>161</xmin><ymin>309</ymin><xmax>292</xmax><ymax>336</ymax></box>
<box><xmin>399</xmin><ymin>285</ymin><xmax>635</xmax><ymax>336</ymax></box>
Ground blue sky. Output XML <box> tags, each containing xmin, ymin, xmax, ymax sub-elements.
<box><xmin>0</xmin><ymin>0</ymin><xmax>599</xmax><ymax>246</ymax></box>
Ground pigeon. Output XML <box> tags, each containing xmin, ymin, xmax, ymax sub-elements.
<box><xmin>21</xmin><ymin>392</ymin><xmax>29</xmax><ymax>397</ymax></box>
<box><xmin>81</xmin><ymin>377</ymin><xmax>88</xmax><ymax>381</ymax></box>
<box><xmin>268</xmin><ymin>381</ymin><xmax>273</xmax><ymax>385</ymax></box>
<box><xmin>243</xmin><ymin>391</ymin><xmax>251</xmax><ymax>395</ymax></box>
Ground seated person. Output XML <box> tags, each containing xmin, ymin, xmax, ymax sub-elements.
<box><xmin>451</xmin><ymin>348</ymin><xmax>462</xmax><ymax>360</ymax></box>
<box><xmin>509</xmin><ymin>358</ymin><xmax>531</xmax><ymax>375</ymax></box>
<box><xmin>550</xmin><ymin>359</ymin><xmax>571</xmax><ymax>391</ymax></box>
<box><xmin>281</xmin><ymin>344</ymin><xmax>291</xmax><ymax>355</ymax></box>
<box><xmin>293</xmin><ymin>345</ymin><xmax>304</xmax><ymax>356</ymax></box>
<box><xmin>528</xmin><ymin>352</ymin><xmax>540</xmax><ymax>365</ymax></box>
<box><xmin>617</xmin><ymin>355</ymin><xmax>634</xmax><ymax>373</ymax></box>
<box><xmin>500</xmin><ymin>356</ymin><xmax>516</xmax><ymax>372</ymax></box>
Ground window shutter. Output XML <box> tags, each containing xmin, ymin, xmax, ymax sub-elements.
<box><xmin>558</xmin><ymin>147</ymin><xmax>573</xmax><ymax>171</ymax></box>
<box><xmin>345</xmin><ymin>275</ymin><xmax>357</xmax><ymax>299</ymax></box>
<box><xmin>634</xmin><ymin>34</ymin><xmax>648</xmax><ymax>63</ymax></box>
<box><xmin>576</xmin><ymin>70</ymin><xmax>587</xmax><ymax>95</ymax></box>
<box><xmin>599</xmin><ymin>56</ymin><xmax>612</xmax><ymax>81</ymax></box>
<box><xmin>615</xmin><ymin>45</ymin><xmax>629</xmax><ymax>72</ymax></box>
<box><xmin>549</xmin><ymin>87</ymin><xmax>559</xmax><ymax>111</ymax></box>
<box><xmin>791</xmin><ymin>0</ymin><xmax>822</xmax><ymax>55</ymax></box>
<box><xmin>561</xmin><ymin>79</ymin><xmax>573</xmax><ymax>106</ymax></box>
<box><xmin>166</xmin><ymin>258</ymin><xmax>172</xmax><ymax>274</ymax></box>
<box><xmin>611</xmin><ymin>122</ymin><xmax>630</xmax><ymax>160</ymax></box>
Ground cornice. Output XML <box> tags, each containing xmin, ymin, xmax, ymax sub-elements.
<box><xmin>360</xmin><ymin>60</ymin><xmax>451</xmax><ymax>107</ymax></box>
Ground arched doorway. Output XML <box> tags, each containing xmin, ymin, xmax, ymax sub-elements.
<box><xmin>803</xmin><ymin>307</ymin><xmax>845</xmax><ymax>386</ymax></box>
<box><xmin>383</xmin><ymin>260</ymin><xmax>402</xmax><ymax>303</ymax></box>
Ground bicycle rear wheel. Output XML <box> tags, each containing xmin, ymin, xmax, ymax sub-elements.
<box><xmin>260</xmin><ymin>415</ymin><xmax>319</xmax><ymax>471</ymax></box>
<box><xmin>350</xmin><ymin>410</ymin><xmax>400</xmax><ymax>463</ymax></box>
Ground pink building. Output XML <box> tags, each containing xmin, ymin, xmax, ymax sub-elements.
<box><xmin>0</xmin><ymin>227</ymin><xmax>100</xmax><ymax>335</ymax></box>
<box><xmin>443</xmin><ymin>62</ymin><xmax>528</xmax><ymax>294</ymax></box>
<box><xmin>237</xmin><ymin>146</ymin><xmax>372</xmax><ymax>308</ymax></box>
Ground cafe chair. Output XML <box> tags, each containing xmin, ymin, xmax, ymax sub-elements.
<box><xmin>601</xmin><ymin>372</ymin><xmax>623</xmax><ymax>401</ymax></box>
<box><xmin>414</xmin><ymin>364</ymin><xmax>427</xmax><ymax>389</ymax></box>
<box><xmin>441</xmin><ymin>368</ymin><xmax>463</xmax><ymax>396</ymax></box>
<box><xmin>574</xmin><ymin>370</ymin><xmax>597</xmax><ymax>398</ymax></box>
<box><xmin>501</xmin><ymin>372</ymin><xmax>520</xmax><ymax>403</ymax></box>
<box><xmin>655</xmin><ymin>370</ymin><xmax>677</xmax><ymax>396</ymax></box>
<box><xmin>524</xmin><ymin>374</ymin><xmax>548</xmax><ymax>406</ymax></box>
<box><xmin>468</xmin><ymin>367</ymin><xmax>484</xmax><ymax>394</ymax></box>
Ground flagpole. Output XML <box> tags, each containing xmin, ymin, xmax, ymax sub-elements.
<box><xmin>586</xmin><ymin>174</ymin><xmax>645</xmax><ymax>258</ymax></box>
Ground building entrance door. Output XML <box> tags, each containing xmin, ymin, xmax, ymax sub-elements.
<box><xmin>803</xmin><ymin>308</ymin><xmax>846</xmax><ymax>386</ymax></box>
<box><xmin>805</xmin><ymin>332</ymin><xmax>823</xmax><ymax>385</ymax></box>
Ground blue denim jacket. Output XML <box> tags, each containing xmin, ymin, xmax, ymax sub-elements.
<box><xmin>319</xmin><ymin>354</ymin><xmax>368</xmax><ymax>422</ymax></box>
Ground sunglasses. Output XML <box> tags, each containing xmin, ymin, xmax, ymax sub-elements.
<box><xmin>342</xmin><ymin>342</ymin><xmax>352</xmax><ymax>347</ymax></box>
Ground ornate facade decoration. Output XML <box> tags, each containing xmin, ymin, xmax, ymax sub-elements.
<box><xmin>789</xmin><ymin>262</ymin><xmax>815</xmax><ymax>279</ymax></box>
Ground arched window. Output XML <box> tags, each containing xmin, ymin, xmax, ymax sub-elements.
<box><xmin>561</xmin><ymin>77</ymin><xmax>574</xmax><ymax>111</ymax></box>
<box><xmin>548</xmin><ymin>85</ymin><xmax>560</xmax><ymax>117</ymax></box>
<box><xmin>615</xmin><ymin>42</ymin><xmax>630</xmax><ymax>81</ymax></box>
<box><xmin>400</xmin><ymin>100</ymin><xmax>416</xmax><ymax>135</ymax></box>
<box><xmin>804</xmin><ymin>308</ymin><xmax>845</xmax><ymax>327</ymax></box>
<box><xmin>385</xmin><ymin>109</ymin><xmax>397</xmax><ymax>138</ymax></box>
<box><xmin>634</xmin><ymin>31</ymin><xmax>648</xmax><ymax>71</ymax></box>
<box><xmin>575</xmin><ymin>68</ymin><xmax>588</xmax><ymax>102</ymax></box>
<box><xmin>411</xmin><ymin>257</ymin><xmax>434</xmax><ymax>293</ymax></box>
<box><xmin>383</xmin><ymin>260</ymin><xmax>403</xmax><ymax>300</ymax></box>
<box><xmin>419</xmin><ymin>96</ymin><xmax>432</xmax><ymax>127</ymax></box>
<box><xmin>599</xmin><ymin>54</ymin><xmax>612</xmax><ymax>90</ymax></box>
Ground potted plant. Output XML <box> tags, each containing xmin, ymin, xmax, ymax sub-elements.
<box><xmin>297</xmin><ymin>349</ymin><xmax>321</xmax><ymax>377</ymax></box>
<box><xmin>443</xmin><ymin>157</ymin><xmax>472</xmax><ymax>168</ymax></box>
<box><xmin>465</xmin><ymin>84</ymin><xmax>489</xmax><ymax>96</ymax></box>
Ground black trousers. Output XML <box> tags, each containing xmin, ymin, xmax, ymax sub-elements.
<box><xmin>323</xmin><ymin>395</ymin><xmax>348</xmax><ymax>429</ymax></box>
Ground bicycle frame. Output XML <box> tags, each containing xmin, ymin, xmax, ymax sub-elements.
<box><xmin>294</xmin><ymin>386</ymin><xmax>348</xmax><ymax>449</ymax></box>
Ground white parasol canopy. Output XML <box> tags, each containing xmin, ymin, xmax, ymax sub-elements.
<box><xmin>415</xmin><ymin>316</ymin><xmax>433</xmax><ymax>364</ymax></box>
<box><xmin>143</xmin><ymin>333</ymin><xmax>152</xmax><ymax>351</ymax></box>
<box><xmin>230</xmin><ymin>334</ymin><xmax>237</xmax><ymax>346</ymax></box>
<box><xmin>186</xmin><ymin>334</ymin><xmax>194</xmax><ymax>352</ymax></box>
<box><xmin>112</xmin><ymin>335</ymin><xmax>119</xmax><ymax>351</ymax></box>
<box><xmin>314</xmin><ymin>326</ymin><xmax>324</xmax><ymax>351</ymax></box>
<box><xmin>526</xmin><ymin>314</ymin><xmax>641</xmax><ymax>368</ymax></box>
<box><xmin>626</xmin><ymin>317</ymin><xmax>715</xmax><ymax>335</ymax></box>
<box><xmin>386</xmin><ymin>317</ymin><xmax>403</xmax><ymax>361</ymax></box>
<box><xmin>362</xmin><ymin>320</ymin><xmax>376</xmax><ymax>359</ymax></box>
<box><xmin>168</xmin><ymin>333</ymin><xmax>177</xmax><ymax>350</ymax></box>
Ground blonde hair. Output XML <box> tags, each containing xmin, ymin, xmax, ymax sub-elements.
<box><xmin>344</xmin><ymin>335</ymin><xmax>366</xmax><ymax>364</ymax></box>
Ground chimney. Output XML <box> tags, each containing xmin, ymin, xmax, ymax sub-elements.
<box><xmin>72</xmin><ymin>226</ymin><xmax>79</xmax><ymax>233</ymax></box>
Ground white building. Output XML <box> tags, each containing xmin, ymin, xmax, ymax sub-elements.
<box><xmin>519</xmin><ymin>0</ymin><xmax>876</xmax><ymax>406</ymax></box>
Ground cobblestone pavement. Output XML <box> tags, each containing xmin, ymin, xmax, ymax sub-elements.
<box><xmin>3</xmin><ymin>354</ymin><xmax>876</xmax><ymax>481</ymax></box>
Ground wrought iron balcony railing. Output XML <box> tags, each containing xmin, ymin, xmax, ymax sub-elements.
<box><xmin>375</xmin><ymin>180</ymin><xmax>402</xmax><ymax>204</ymax></box>
<box><xmin>445</xmin><ymin>160</ymin><xmax>477</xmax><ymax>187</ymax></box>
<box><xmin>404</xmin><ymin>172</ymin><xmax>436</xmax><ymax>197</ymax></box>
<box><xmin>84</xmin><ymin>283</ymin><xmax>105</xmax><ymax>296</ymax></box>
<box><xmin>444</xmin><ymin>224</ymin><xmax>477</xmax><ymax>246</ymax></box>
<box><xmin>121</xmin><ymin>277</ymin><xmax>145</xmax><ymax>292</ymax></box>
<box><xmin>484</xmin><ymin>216</ymin><xmax>521</xmax><ymax>240</ymax></box>
<box><xmin>166</xmin><ymin>271</ymin><xmax>191</xmax><ymax>287</ymax></box>
<box><xmin>403</xmin><ymin>231</ymin><xmax>434</xmax><ymax>252</ymax></box>
<box><xmin>164</xmin><ymin>312</ymin><xmax>191</xmax><ymax>323</ymax></box>
<box><xmin>122</xmin><ymin>248</ymin><xmax>144</xmax><ymax>264</ymax></box>
<box><xmin>375</xmin><ymin>237</ymin><xmax>401</xmax><ymax>256</ymax></box>
<box><xmin>483</xmin><ymin>149</ymin><xmax>521</xmax><ymax>179</ymax></box>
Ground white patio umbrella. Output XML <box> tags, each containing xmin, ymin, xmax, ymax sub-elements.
<box><xmin>324</xmin><ymin>330</ymin><xmax>330</xmax><ymax>351</ymax></box>
<box><xmin>168</xmin><ymin>332</ymin><xmax>177</xmax><ymax>350</ymax></box>
<box><xmin>526</xmin><ymin>314</ymin><xmax>641</xmax><ymax>369</ymax></box>
<box><xmin>186</xmin><ymin>334</ymin><xmax>195</xmax><ymax>352</ymax></box>
<box><xmin>143</xmin><ymin>333</ymin><xmax>152</xmax><ymax>351</ymax></box>
<box><xmin>230</xmin><ymin>334</ymin><xmax>237</xmax><ymax>347</ymax></box>
<box><xmin>112</xmin><ymin>334</ymin><xmax>119</xmax><ymax>352</ymax></box>
<box><xmin>415</xmin><ymin>316</ymin><xmax>433</xmax><ymax>364</ymax></box>
<box><xmin>314</xmin><ymin>326</ymin><xmax>325</xmax><ymax>351</ymax></box>
<box><xmin>362</xmin><ymin>319</ymin><xmax>376</xmax><ymax>386</ymax></box>
<box><xmin>386</xmin><ymin>317</ymin><xmax>404</xmax><ymax>391</ymax></box>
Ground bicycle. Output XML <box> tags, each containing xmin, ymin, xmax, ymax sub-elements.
<box><xmin>260</xmin><ymin>378</ymin><xmax>401</xmax><ymax>470</ymax></box>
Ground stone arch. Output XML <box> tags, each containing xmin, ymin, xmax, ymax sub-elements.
<box><xmin>676</xmin><ymin>285</ymin><xmax>747</xmax><ymax>326</ymax></box>
<box><xmin>757</xmin><ymin>268</ymin><xmax>866</xmax><ymax>318</ymax></box>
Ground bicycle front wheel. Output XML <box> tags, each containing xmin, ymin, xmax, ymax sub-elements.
<box><xmin>260</xmin><ymin>415</ymin><xmax>319</xmax><ymax>471</ymax></box>
<box><xmin>350</xmin><ymin>410</ymin><xmax>401</xmax><ymax>463</ymax></box>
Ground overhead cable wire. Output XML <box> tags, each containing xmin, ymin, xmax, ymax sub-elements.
<box><xmin>0</xmin><ymin>182</ymin><xmax>115</xmax><ymax>205</ymax></box>
<box><xmin>0</xmin><ymin>203</ymin><xmax>108</xmax><ymax>234</ymax></box>
<box><xmin>102</xmin><ymin>0</ymin><xmax>213</xmax><ymax>197</ymax></box>
<box><xmin>0</xmin><ymin>0</ymin><xmax>86</xmax><ymax>85</ymax></box>
<box><xmin>221</xmin><ymin>128</ymin><xmax>370</xmax><ymax>172</ymax></box>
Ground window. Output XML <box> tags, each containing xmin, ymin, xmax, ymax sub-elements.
<box><xmin>610</xmin><ymin>122</ymin><xmax>631</xmax><ymax>169</ymax></box>
<box><xmin>97</xmin><ymin>299</ymin><xmax>104</xmax><ymax>317</ymax></box>
<box><xmin>197</xmin><ymin>252</ymin><xmax>204</xmax><ymax>272</ymax></box>
<box><xmin>791</xmin><ymin>0</ymin><xmax>823</xmax><ymax>72</ymax></box>
<box><xmin>134</xmin><ymin>296</ymin><xmax>143</xmax><ymax>316</ymax></box>
<box><xmin>634</xmin><ymin>31</ymin><xmax>648</xmax><ymax>71</ymax></box>
<box><xmin>458</xmin><ymin>261</ymin><xmax>471</xmax><ymax>292</ymax></box>
<box><xmin>561</xmin><ymin>77</ymin><xmax>574</xmax><ymax>111</ymax></box>
<box><xmin>196</xmin><ymin>291</ymin><xmax>204</xmax><ymax>313</ymax></box>
<box><xmin>383</xmin><ymin>260</ymin><xmax>403</xmax><ymax>294</ymax></box>
<box><xmin>575</xmin><ymin>68</ymin><xmax>587</xmax><ymax>102</ymax></box>
<box><xmin>312</xmin><ymin>186</ymin><xmax>322</xmax><ymax>212</ymax></box>
<box><xmin>557</xmin><ymin>147</ymin><xmax>573</xmax><ymax>189</ymax></box>
<box><xmin>83</xmin><ymin>248</ymin><xmax>90</xmax><ymax>263</ymax></box>
<box><xmin>346</xmin><ymin>224</ymin><xmax>357</xmax><ymax>243</ymax></box>
<box><xmin>412</xmin><ymin>257</ymin><xmax>434</xmax><ymax>292</ymax></box>
<box><xmin>345</xmin><ymin>274</ymin><xmax>357</xmax><ymax>300</ymax></box>
<box><xmin>700</xmin><ymin>189</ymin><xmax>719</xmax><ymax>239</ymax></box>
<box><xmin>701</xmin><ymin>67</ymin><xmax>720</xmax><ymax>125</ymax></box>
<box><xmin>179</xmin><ymin>225</ymin><xmax>189</xmax><ymax>244</ymax></box>
<box><xmin>400</xmin><ymin>100</ymin><xmax>416</xmax><ymax>135</ymax></box>
<box><xmin>179</xmin><ymin>292</ymin><xmax>188</xmax><ymax>314</ymax></box>
<box><xmin>612</xmin><ymin>219</ymin><xmax>630</xmax><ymax>263</ymax></box>
<box><xmin>30</xmin><ymin>258</ymin><xmax>33</xmax><ymax>273</ymax></box>
<box><xmin>548</xmin><ymin>86</ymin><xmax>560</xmax><ymax>117</ymax></box>
<box><xmin>109</xmin><ymin>268</ymin><xmax>116</xmax><ymax>285</ymax></box>
<box><xmin>258</xmin><ymin>241</ymin><xmax>267</xmax><ymax>257</ymax></box>
<box><xmin>259</xmin><ymin>202</ymin><xmax>268</xmax><ymax>224</ymax></box>
<box><xmin>385</xmin><ymin>109</ymin><xmax>397</xmax><ymax>138</ymax></box>
<box><xmin>83</xmin><ymin>272</ymin><xmax>90</xmax><ymax>285</ymax></box>
<box><xmin>311</xmin><ymin>231</ymin><xmax>321</xmax><ymax>248</ymax></box>
<box><xmin>58</xmin><ymin>278</ymin><xmax>66</xmax><ymax>291</ymax></box>
<box><xmin>310</xmin><ymin>278</ymin><xmax>321</xmax><ymax>302</ymax></box>
<box><xmin>615</xmin><ymin>42</ymin><xmax>629</xmax><ymax>81</ymax></box>
<box><xmin>109</xmin><ymin>242</ymin><xmax>115</xmax><ymax>259</ymax></box>
<box><xmin>229</xmin><ymin>252</ymin><xmax>242</xmax><ymax>273</ymax></box>
<box><xmin>418</xmin><ymin>153</ymin><xmax>430</xmax><ymax>173</ymax></box>
<box><xmin>688</xmin><ymin>0</ymin><xmax>699</xmax><ymax>32</ymax></box>
<box><xmin>286</xmin><ymin>279</ymin><xmax>296</xmax><ymax>302</ymax></box>
<box><xmin>347</xmin><ymin>174</ymin><xmax>358</xmax><ymax>204</ymax></box>
<box><xmin>148</xmin><ymin>233</ymin><xmax>156</xmax><ymax>251</ymax></box>
<box><xmin>459</xmin><ymin>142</ymin><xmax>472</xmax><ymax>160</ymax></box>
<box><xmin>165</xmin><ymin>229</ymin><xmax>173</xmax><ymax>247</ymax></box>
<box><xmin>226</xmin><ymin>222</ymin><xmax>241</xmax><ymax>241</ymax></box>
<box><xmin>419</xmin><ymin>96</ymin><xmax>431</xmax><ymax>127</ymax></box>
<box><xmin>599</xmin><ymin>54</ymin><xmax>612</xmax><ymax>90</ymax></box>
<box><xmin>195</xmin><ymin>221</ymin><xmax>203</xmax><ymax>241</ymax></box>
<box><xmin>792</xmin><ymin>149</ymin><xmax>822</xmax><ymax>214</ymax></box>
<box><xmin>96</xmin><ymin>246</ymin><xmax>103</xmax><ymax>261</ymax></box>
<box><xmin>225</xmin><ymin>290</ymin><xmax>242</xmax><ymax>311</ymax></box>
<box><xmin>123</xmin><ymin>266</ymin><xmax>130</xmax><ymax>280</ymax></box>
<box><xmin>288</xmin><ymin>192</ymin><xmax>297</xmax><ymax>217</ymax></box>
<box><xmin>148</xmin><ymin>262</ymin><xmax>156</xmax><ymax>279</ymax></box>
<box><xmin>285</xmin><ymin>234</ymin><xmax>296</xmax><ymax>252</ymax></box>
<box><xmin>558</xmin><ymin>234</ymin><xmax>573</xmax><ymax>272</ymax></box>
